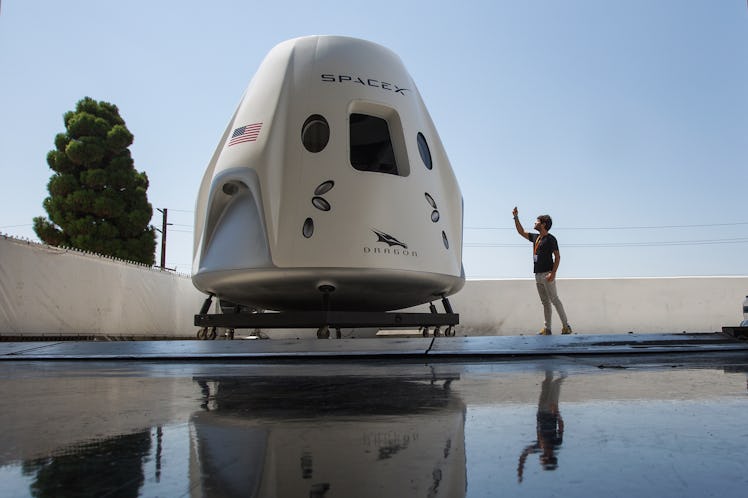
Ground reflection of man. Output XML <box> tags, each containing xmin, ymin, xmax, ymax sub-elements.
<box><xmin>517</xmin><ymin>370</ymin><xmax>566</xmax><ymax>482</ymax></box>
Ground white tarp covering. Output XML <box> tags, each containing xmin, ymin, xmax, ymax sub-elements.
<box><xmin>1</xmin><ymin>234</ymin><xmax>746</xmax><ymax>337</ymax></box>
<box><xmin>0</xmin><ymin>235</ymin><xmax>206</xmax><ymax>337</ymax></box>
<box><xmin>445</xmin><ymin>276</ymin><xmax>748</xmax><ymax>335</ymax></box>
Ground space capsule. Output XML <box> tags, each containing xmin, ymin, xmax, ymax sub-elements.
<box><xmin>192</xmin><ymin>35</ymin><xmax>464</xmax><ymax>312</ymax></box>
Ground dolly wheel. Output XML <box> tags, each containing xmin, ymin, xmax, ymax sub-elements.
<box><xmin>433</xmin><ymin>326</ymin><xmax>441</xmax><ymax>337</ymax></box>
<box><xmin>421</xmin><ymin>326</ymin><xmax>429</xmax><ymax>337</ymax></box>
<box><xmin>208</xmin><ymin>327</ymin><xmax>217</xmax><ymax>340</ymax></box>
<box><xmin>197</xmin><ymin>327</ymin><xmax>207</xmax><ymax>340</ymax></box>
<box><xmin>317</xmin><ymin>325</ymin><xmax>330</xmax><ymax>339</ymax></box>
<box><xmin>445</xmin><ymin>326</ymin><xmax>455</xmax><ymax>337</ymax></box>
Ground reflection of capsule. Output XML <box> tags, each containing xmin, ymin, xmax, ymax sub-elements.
<box><xmin>192</xmin><ymin>35</ymin><xmax>464</xmax><ymax>311</ymax></box>
<box><xmin>189</xmin><ymin>375</ymin><xmax>466</xmax><ymax>496</ymax></box>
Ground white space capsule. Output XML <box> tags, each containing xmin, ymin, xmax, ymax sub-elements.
<box><xmin>192</xmin><ymin>35</ymin><xmax>464</xmax><ymax>311</ymax></box>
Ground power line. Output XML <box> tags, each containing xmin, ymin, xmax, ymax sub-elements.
<box><xmin>156</xmin><ymin>220</ymin><xmax>748</xmax><ymax>235</ymax></box>
<box><xmin>0</xmin><ymin>224</ymin><xmax>32</xmax><ymax>229</ymax></box>
<box><xmin>466</xmin><ymin>237</ymin><xmax>748</xmax><ymax>248</ymax></box>
<box><xmin>466</xmin><ymin>221</ymin><xmax>748</xmax><ymax>231</ymax></box>
<box><xmin>148</xmin><ymin>232</ymin><xmax>748</xmax><ymax>248</ymax></box>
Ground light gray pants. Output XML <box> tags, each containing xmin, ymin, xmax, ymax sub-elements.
<box><xmin>535</xmin><ymin>272</ymin><xmax>569</xmax><ymax>331</ymax></box>
<box><xmin>538</xmin><ymin>370</ymin><xmax>565</xmax><ymax>413</ymax></box>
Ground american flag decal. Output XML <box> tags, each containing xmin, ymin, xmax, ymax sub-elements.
<box><xmin>228</xmin><ymin>122</ymin><xmax>262</xmax><ymax>147</ymax></box>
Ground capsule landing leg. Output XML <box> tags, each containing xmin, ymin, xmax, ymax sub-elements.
<box><xmin>421</xmin><ymin>299</ymin><xmax>456</xmax><ymax>337</ymax></box>
<box><xmin>317</xmin><ymin>285</ymin><xmax>335</xmax><ymax>339</ymax></box>
<box><xmin>441</xmin><ymin>297</ymin><xmax>456</xmax><ymax>336</ymax></box>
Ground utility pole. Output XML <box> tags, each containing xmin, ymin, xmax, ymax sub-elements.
<box><xmin>155</xmin><ymin>208</ymin><xmax>173</xmax><ymax>270</ymax></box>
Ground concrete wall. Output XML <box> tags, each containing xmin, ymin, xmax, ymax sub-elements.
<box><xmin>1</xmin><ymin>234</ymin><xmax>745</xmax><ymax>337</ymax></box>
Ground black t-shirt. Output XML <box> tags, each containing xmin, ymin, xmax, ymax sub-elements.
<box><xmin>528</xmin><ymin>233</ymin><xmax>558</xmax><ymax>274</ymax></box>
<box><xmin>537</xmin><ymin>411</ymin><xmax>563</xmax><ymax>446</ymax></box>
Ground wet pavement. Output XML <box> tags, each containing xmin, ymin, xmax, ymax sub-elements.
<box><xmin>1</xmin><ymin>335</ymin><xmax>747</xmax><ymax>497</ymax></box>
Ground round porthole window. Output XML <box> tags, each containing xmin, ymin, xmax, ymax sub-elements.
<box><xmin>417</xmin><ymin>132</ymin><xmax>432</xmax><ymax>170</ymax></box>
<box><xmin>302</xmin><ymin>115</ymin><xmax>330</xmax><ymax>153</ymax></box>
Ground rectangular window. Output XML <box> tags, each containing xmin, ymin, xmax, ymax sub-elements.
<box><xmin>350</xmin><ymin>113</ymin><xmax>399</xmax><ymax>175</ymax></box>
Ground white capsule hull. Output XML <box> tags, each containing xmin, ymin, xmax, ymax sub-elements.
<box><xmin>193</xmin><ymin>35</ymin><xmax>464</xmax><ymax>311</ymax></box>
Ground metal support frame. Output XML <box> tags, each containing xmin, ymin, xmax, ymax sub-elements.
<box><xmin>722</xmin><ymin>326</ymin><xmax>748</xmax><ymax>340</ymax></box>
<box><xmin>193</xmin><ymin>294</ymin><xmax>459</xmax><ymax>339</ymax></box>
<box><xmin>195</xmin><ymin>309</ymin><xmax>459</xmax><ymax>329</ymax></box>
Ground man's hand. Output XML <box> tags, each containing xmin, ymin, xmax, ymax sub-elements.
<box><xmin>513</xmin><ymin>207</ymin><xmax>528</xmax><ymax>239</ymax></box>
<box><xmin>546</xmin><ymin>272</ymin><xmax>556</xmax><ymax>283</ymax></box>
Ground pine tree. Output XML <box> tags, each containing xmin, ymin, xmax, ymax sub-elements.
<box><xmin>34</xmin><ymin>97</ymin><xmax>157</xmax><ymax>265</ymax></box>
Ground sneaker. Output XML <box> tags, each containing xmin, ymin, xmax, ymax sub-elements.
<box><xmin>538</xmin><ymin>328</ymin><xmax>552</xmax><ymax>336</ymax></box>
<box><xmin>561</xmin><ymin>325</ymin><xmax>573</xmax><ymax>335</ymax></box>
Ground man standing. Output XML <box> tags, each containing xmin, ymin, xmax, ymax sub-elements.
<box><xmin>513</xmin><ymin>207</ymin><xmax>572</xmax><ymax>335</ymax></box>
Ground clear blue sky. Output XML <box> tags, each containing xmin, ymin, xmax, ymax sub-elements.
<box><xmin>1</xmin><ymin>1</ymin><xmax>746</xmax><ymax>278</ymax></box>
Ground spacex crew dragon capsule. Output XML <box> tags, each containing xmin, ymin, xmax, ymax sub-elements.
<box><xmin>192</xmin><ymin>35</ymin><xmax>464</xmax><ymax>312</ymax></box>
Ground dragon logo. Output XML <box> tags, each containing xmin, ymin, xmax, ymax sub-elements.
<box><xmin>372</xmin><ymin>229</ymin><xmax>408</xmax><ymax>249</ymax></box>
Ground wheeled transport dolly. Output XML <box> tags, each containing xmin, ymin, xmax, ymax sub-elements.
<box><xmin>194</xmin><ymin>294</ymin><xmax>459</xmax><ymax>339</ymax></box>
